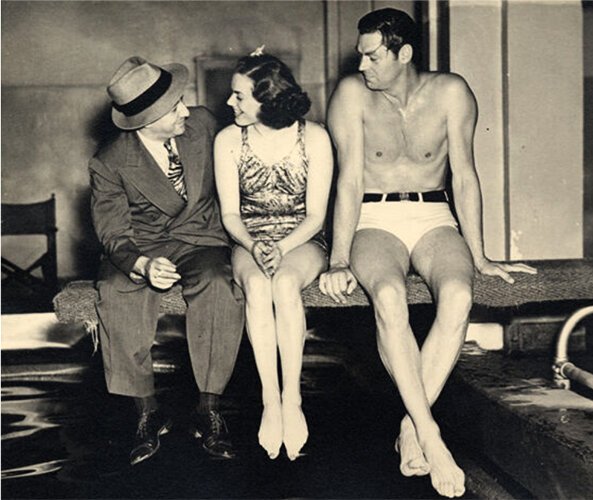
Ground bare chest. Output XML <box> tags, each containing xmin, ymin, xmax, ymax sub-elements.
<box><xmin>363</xmin><ymin>93</ymin><xmax>447</xmax><ymax>165</ymax></box>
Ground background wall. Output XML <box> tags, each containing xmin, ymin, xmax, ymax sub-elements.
<box><xmin>1</xmin><ymin>0</ymin><xmax>588</xmax><ymax>282</ymax></box>
<box><xmin>450</xmin><ymin>0</ymin><xmax>584</xmax><ymax>261</ymax></box>
<box><xmin>449</xmin><ymin>1</ymin><xmax>506</xmax><ymax>260</ymax></box>
<box><xmin>506</xmin><ymin>2</ymin><xmax>583</xmax><ymax>259</ymax></box>
<box><xmin>584</xmin><ymin>3</ymin><xmax>593</xmax><ymax>257</ymax></box>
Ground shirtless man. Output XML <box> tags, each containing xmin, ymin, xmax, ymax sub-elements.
<box><xmin>319</xmin><ymin>8</ymin><xmax>536</xmax><ymax>498</ymax></box>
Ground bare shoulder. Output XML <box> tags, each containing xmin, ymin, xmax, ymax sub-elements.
<box><xmin>304</xmin><ymin>120</ymin><xmax>331</xmax><ymax>145</ymax></box>
<box><xmin>331</xmin><ymin>75</ymin><xmax>367</xmax><ymax>105</ymax></box>
<box><xmin>328</xmin><ymin>75</ymin><xmax>366</xmax><ymax>128</ymax></box>
<box><xmin>214</xmin><ymin>123</ymin><xmax>241</xmax><ymax>148</ymax></box>
<box><xmin>436</xmin><ymin>72</ymin><xmax>475</xmax><ymax>102</ymax></box>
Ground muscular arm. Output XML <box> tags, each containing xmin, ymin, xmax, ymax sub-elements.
<box><xmin>447</xmin><ymin>75</ymin><xmax>536</xmax><ymax>282</ymax></box>
<box><xmin>445</xmin><ymin>76</ymin><xmax>487</xmax><ymax>269</ymax></box>
<box><xmin>276</xmin><ymin>123</ymin><xmax>333</xmax><ymax>256</ymax></box>
<box><xmin>327</xmin><ymin>77</ymin><xmax>366</xmax><ymax>267</ymax></box>
<box><xmin>318</xmin><ymin>77</ymin><xmax>365</xmax><ymax>301</ymax></box>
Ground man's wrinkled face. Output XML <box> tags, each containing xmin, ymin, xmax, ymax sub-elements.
<box><xmin>357</xmin><ymin>32</ymin><xmax>401</xmax><ymax>90</ymax></box>
<box><xmin>144</xmin><ymin>99</ymin><xmax>190</xmax><ymax>141</ymax></box>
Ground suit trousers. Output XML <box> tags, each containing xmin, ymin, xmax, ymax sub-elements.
<box><xmin>96</xmin><ymin>242</ymin><xmax>245</xmax><ymax>398</ymax></box>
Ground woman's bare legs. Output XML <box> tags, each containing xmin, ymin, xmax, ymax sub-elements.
<box><xmin>232</xmin><ymin>247</ymin><xmax>281</xmax><ymax>458</ymax></box>
<box><xmin>272</xmin><ymin>242</ymin><xmax>327</xmax><ymax>460</ymax></box>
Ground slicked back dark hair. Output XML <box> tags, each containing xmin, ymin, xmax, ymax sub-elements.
<box><xmin>358</xmin><ymin>8</ymin><xmax>421</xmax><ymax>65</ymax></box>
<box><xmin>235</xmin><ymin>54</ymin><xmax>311</xmax><ymax>130</ymax></box>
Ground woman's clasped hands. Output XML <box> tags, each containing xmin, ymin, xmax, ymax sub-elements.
<box><xmin>251</xmin><ymin>240</ymin><xmax>283</xmax><ymax>278</ymax></box>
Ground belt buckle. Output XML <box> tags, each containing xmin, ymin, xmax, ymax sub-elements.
<box><xmin>400</xmin><ymin>192</ymin><xmax>410</xmax><ymax>202</ymax></box>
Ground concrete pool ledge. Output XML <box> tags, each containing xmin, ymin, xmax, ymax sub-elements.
<box><xmin>1</xmin><ymin>313</ymin><xmax>86</xmax><ymax>351</ymax></box>
<box><xmin>440</xmin><ymin>343</ymin><xmax>593</xmax><ymax>499</ymax></box>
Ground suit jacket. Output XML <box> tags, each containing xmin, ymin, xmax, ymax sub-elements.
<box><xmin>89</xmin><ymin>107</ymin><xmax>229</xmax><ymax>276</ymax></box>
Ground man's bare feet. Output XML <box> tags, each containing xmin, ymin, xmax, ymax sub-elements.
<box><xmin>282</xmin><ymin>401</ymin><xmax>308</xmax><ymax>460</ymax></box>
<box><xmin>258</xmin><ymin>403</ymin><xmax>282</xmax><ymax>459</ymax></box>
<box><xmin>396</xmin><ymin>418</ymin><xmax>430</xmax><ymax>476</ymax></box>
<box><xmin>418</xmin><ymin>430</ymin><xmax>465</xmax><ymax>498</ymax></box>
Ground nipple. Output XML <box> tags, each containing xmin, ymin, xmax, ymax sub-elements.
<box><xmin>425</xmin><ymin>152</ymin><xmax>432</xmax><ymax>158</ymax></box>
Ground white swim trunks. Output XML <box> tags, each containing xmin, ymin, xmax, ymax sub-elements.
<box><xmin>356</xmin><ymin>197</ymin><xmax>459</xmax><ymax>254</ymax></box>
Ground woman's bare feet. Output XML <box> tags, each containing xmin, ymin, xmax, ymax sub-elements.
<box><xmin>258</xmin><ymin>403</ymin><xmax>283</xmax><ymax>459</ymax></box>
<box><xmin>396</xmin><ymin>418</ymin><xmax>430</xmax><ymax>476</ymax></box>
<box><xmin>418</xmin><ymin>428</ymin><xmax>465</xmax><ymax>498</ymax></box>
<box><xmin>282</xmin><ymin>400</ymin><xmax>308</xmax><ymax>460</ymax></box>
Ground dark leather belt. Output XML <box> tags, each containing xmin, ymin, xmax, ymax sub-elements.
<box><xmin>362</xmin><ymin>190</ymin><xmax>448</xmax><ymax>203</ymax></box>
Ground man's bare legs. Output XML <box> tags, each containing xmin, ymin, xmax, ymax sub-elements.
<box><xmin>273</xmin><ymin>243</ymin><xmax>326</xmax><ymax>460</ymax></box>
<box><xmin>397</xmin><ymin>226</ymin><xmax>473</xmax><ymax>481</ymax></box>
<box><xmin>233</xmin><ymin>247</ymin><xmax>281</xmax><ymax>458</ymax></box>
<box><xmin>351</xmin><ymin>228</ymin><xmax>467</xmax><ymax>498</ymax></box>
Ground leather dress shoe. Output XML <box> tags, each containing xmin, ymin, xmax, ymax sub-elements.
<box><xmin>191</xmin><ymin>410</ymin><xmax>236</xmax><ymax>460</ymax></box>
<box><xmin>130</xmin><ymin>409</ymin><xmax>172</xmax><ymax>466</ymax></box>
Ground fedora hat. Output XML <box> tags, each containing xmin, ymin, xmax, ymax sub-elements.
<box><xmin>107</xmin><ymin>56</ymin><xmax>189</xmax><ymax>130</ymax></box>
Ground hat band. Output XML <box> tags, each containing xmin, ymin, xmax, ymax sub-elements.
<box><xmin>113</xmin><ymin>69</ymin><xmax>173</xmax><ymax>117</ymax></box>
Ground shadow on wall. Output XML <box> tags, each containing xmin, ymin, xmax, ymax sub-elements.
<box><xmin>341</xmin><ymin>53</ymin><xmax>360</xmax><ymax>77</ymax></box>
<box><xmin>87</xmin><ymin>103</ymin><xmax>121</xmax><ymax>151</ymax></box>
<box><xmin>71</xmin><ymin>188</ymin><xmax>102</xmax><ymax>281</ymax></box>
<box><xmin>584</xmin><ymin>76</ymin><xmax>593</xmax><ymax>258</ymax></box>
<box><xmin>71</xmin><ymin>104</ymin><xmax>120</xmax><ymax>280</ymax></box>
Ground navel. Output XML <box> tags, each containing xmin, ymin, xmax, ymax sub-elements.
<box><xmin>376</xmin><ymin>151</ymin><xmax>383</xmax><ymax>158</ymax></box>
<box><xmin>424</xmin><ymin>152</ymin><xmax>432</xmax><ymax>159</ymax></box>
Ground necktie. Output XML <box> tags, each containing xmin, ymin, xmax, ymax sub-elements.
<box><xmin>163</xmin><ymin>139</ymin><xmax>188</xmax><ymax>201</ymax></box>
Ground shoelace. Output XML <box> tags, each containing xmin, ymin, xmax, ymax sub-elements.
<box><xmin>208</xmin><ymin>411</ymin><xmax>227</xmax><ymax>435</ymax></box>
<box><xmin>137</xmin><ymin>410</ymin><xmax>155</xmax><ymax>436</ymax></box>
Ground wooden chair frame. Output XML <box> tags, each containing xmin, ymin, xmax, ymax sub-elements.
<box><xmin>2</xmin><ymin>194</ymin><xmax>58</xmax><ymax>297</ymax></box>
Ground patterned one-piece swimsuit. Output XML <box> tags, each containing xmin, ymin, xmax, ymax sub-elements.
<box><xmin>238</xmin><ymin>120</ymin><xmax>327</xmax><ymax>250</ymax></box>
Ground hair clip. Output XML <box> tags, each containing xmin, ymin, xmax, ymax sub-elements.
<box><xmin>250</xmin><ymin>45</ymin><xmax>265</xmax><ymax>57</ymax></box>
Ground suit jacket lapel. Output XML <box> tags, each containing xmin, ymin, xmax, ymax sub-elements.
<box><xmin>120</xmin><ymin>133</ymin><xmax>186</xmax><ymax>217</ymax></box>
<box><xmin>176</xmin><ymin>125</ymin><xmax>205</xmax><ymax>205</ymax></box>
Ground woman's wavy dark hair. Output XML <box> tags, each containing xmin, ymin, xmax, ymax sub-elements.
<box><xmin>235</xmin><ymin>54</ymin><xmax>311</xmax><ymax>130</ymax></box>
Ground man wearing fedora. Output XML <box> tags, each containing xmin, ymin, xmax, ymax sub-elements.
<box><xmin>89</xmin><ymin>56</ymin><xmax>245</xmax><ymax>465</ymax></box>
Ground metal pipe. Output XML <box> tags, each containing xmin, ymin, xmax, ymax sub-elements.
<box><xmin>559</xmin><ymin>363</ymin><xmax>593</xmax><ymax>390</ymax></box>
<box><xmin>553</xmin><ymin>306</ymin><xmax>593</xmax><ymax>390</ymax></box>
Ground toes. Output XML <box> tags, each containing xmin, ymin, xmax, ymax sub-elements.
<box><xmin>259</xmin><ymin>439</ymin><xmax>280</xmax><ymax>457</ymax></box>
<box><xmin>454</xmin><ymin>485</ymin><xmax>466</xmax><ymax>497</ymax></box>
<box><xmin>409</xmin><ymin>457</ymin><xmax>429</xmax><ymax>469</ymax></box>
<box><xmin>454</xmin><ymin>472</ymin><xmax>466</xmax><ymax>497</ymax></box>
<box><xmin>283</xmin><ymin>437</ymin><xmax>308</xmax><ymax>459</ymax></box>
<box><xmin>396</xmin><ymin>429</ymin><xmax>429</xmax><ymax>477</ymax></box>
<box><xmin>258</xmin><ymin>409</ymin><xmax>283</xmax><ymax>459</ymax></box>
<box><xmin>287</xmin><ymin>451</ymin><xmax>306</xmax><ymax>461</ymax></box>
<box><xmin>411</xmin><ymin>464</ymin><xmax>430</xmax><ymax>476</ymax></box>
<box><xmin>400</xmin><ymin>462</ymin><xmax>430</xmax><ymax>477</ymax></box>
<box><xmin>400</xmin><ymin>464</ymin><xmax>414</xmax><ymax>477</ymax></box>
<box><xmin>282</xmin><ymin>404</ymin><xmax>308</xmax><ymax>458</ymax></box>
<box><xmin>433</xmin><ymin>481</ymin><xmax>455</xmax><ymax>498</ymax></box>
<box><xmin>431</xmin><ymin>473</ymin><xmax>465</xmax><ymax>498</ymax></box>
<box><xmin>258</xmin><ymin>434</ymin><xmax>281</xmax><ymax>459</ymax></box>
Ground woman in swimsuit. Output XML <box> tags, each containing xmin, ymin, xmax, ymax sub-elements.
<box><xmin>214</xmin><ymin>50</ymin><xmax>333</xmax><ymax>460</ymax></box>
